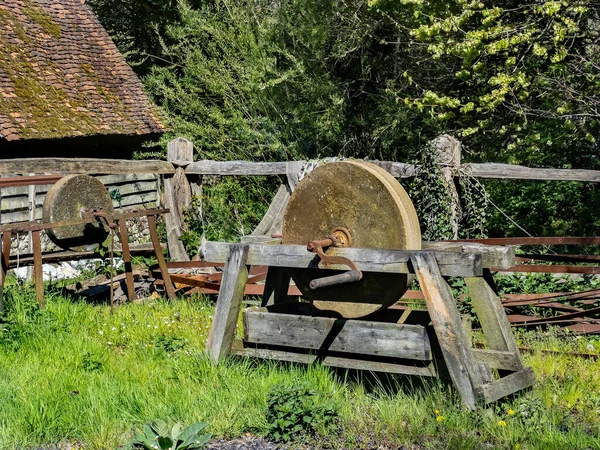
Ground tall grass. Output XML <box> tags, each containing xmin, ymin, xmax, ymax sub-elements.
<box><xmin>0</xmin><ymin>285</ymin><xmax>599</xmax><ymax>449</ymax></box>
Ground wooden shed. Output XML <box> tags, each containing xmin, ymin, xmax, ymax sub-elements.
<box><xmin>0</xmin><ymin>0</ymin><xmax>166</xmax><ymax>157</ymax></box>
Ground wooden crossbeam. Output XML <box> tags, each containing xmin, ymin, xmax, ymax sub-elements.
<box><xmin>243</xmin><ymin>308</ymin><xmax>432</xmax><ymax>361</ymax></box>
<box><xmin>203</xmin><ymin>242</ymin><xmax>483</xmax><ymax>277</ymax></box>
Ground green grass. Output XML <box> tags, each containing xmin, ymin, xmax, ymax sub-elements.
<box><xmin>1</xmin><ymin>285</ymin><xmax>600</xmax><ymax>449</ymax></box>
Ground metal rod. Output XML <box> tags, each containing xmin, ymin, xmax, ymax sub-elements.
<box><xmin>309</xmin><ymin>270</ymin><xmax>362</xmax><ymax>290</ymax></box>
<box><xmin>0</xmin><ymin>175</ymin><xmax>62</xmax><ymax>188</ymax></box>
<box><xmin>455</xmin><ymin>237</ymin><xmax>600</xmax><ymax>246</ymax></box>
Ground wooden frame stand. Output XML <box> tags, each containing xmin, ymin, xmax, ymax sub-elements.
<box><xmin>0</xmin><ymin>209</ymin><xmax>176</xmax><ymax>309</ymax></box>
<box><xmin>206</xmin><ymin>242</ymin><xmax>535</xmax><ymax>409</ymax></box>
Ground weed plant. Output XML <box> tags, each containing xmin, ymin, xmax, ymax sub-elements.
<box><xmin>0</xmin><ymin>283</ymin><xmax>600</xmax><ymax>449</ymax></box>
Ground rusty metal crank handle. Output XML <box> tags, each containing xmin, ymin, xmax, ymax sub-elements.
<box><xmin>309</xmin><ymin>270</ymin><xmax>362</xmax><ymax>290</ymax></box>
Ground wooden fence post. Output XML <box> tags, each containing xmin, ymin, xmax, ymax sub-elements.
<box><xmin>164</xmin><ymin>138</ymin><xmax>194</xmax><ymax>261</ymax></box>
<box><xmin>432</xmin><ymin>135</ymin><xmax>462</xmax><ymax>240</ymax></box>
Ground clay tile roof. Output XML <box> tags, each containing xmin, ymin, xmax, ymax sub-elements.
<box><xmin>0</xmin><ymin>0</ymin><xmax>166</xmax><ymax>142</ymax></box>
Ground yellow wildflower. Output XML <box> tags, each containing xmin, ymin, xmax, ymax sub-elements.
<box><xmin>436</xmin><ymin>415</ymin><xmax>444</xmax><ymax>422</ymax></box>
<box><xmin>498</xmin><ymin>420</ymin><xmax>507</xmax><ymax>427</ymax></box>
<box><xmin>435</xmin><ymin>409</ymin><xmax>440</xmax><ymax>415</ymax></box>
<box><xmin>508</xmin><ymin>409</ymin><xmax>515</xmax><ymax>415</ymax></box>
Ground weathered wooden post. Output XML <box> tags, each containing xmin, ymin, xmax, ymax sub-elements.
<box><xmin>164</xmin><ymin>138</ymin><xmax>195</xmax><ymax>261</ymax></box>
<box><xmin>432</xmin><ymin>134</ymin><xmax>462</xmax><ymax>240</ymax></box>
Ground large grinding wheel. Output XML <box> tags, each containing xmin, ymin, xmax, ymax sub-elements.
<box><xmin>282</xmin><ymin>161</ymin><xmax>421</xmax><ymax>318</ymax></box>
<box><xmin>43</xmin><ymin>174</ymin><xmax>114</xmax><ymax>251</ymax></box>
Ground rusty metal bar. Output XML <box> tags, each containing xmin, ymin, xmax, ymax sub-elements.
<box><xmin>118</xmin><ymin>219</ymin><xmax>135</xmax><ymax>302</ymax></box>
<box><xmin>0</xmin><ymin>175</ymin><xmax>62</xmax><ymax>188</ymax></box>
<box><xmin>501</xmin><ymin>288</ymin><xmax>600</xmax><ymax>305</ymax></box>
<box><xmin>165</xmin><ymin>261</ymin><xmax>224</xmax><ymax>269</ymax></box>
<box><xmin>0</xmin><ymin>208</ymin><xmax>169</xmax><ymax>234</ymax></box>
<box><xmin>147</xmin><ymin>214</ymin><xmax>176</xmax><ymax>300</ymax></box>
<box><xmin>512</xmin><ymin>305</ymin><xmax>600</xmax><ymax>325</ymax></box>
<box><xmin>497</xmin><ymin>265</ymin><xmax>600</xmax><ymax>274</ymax></box>
<box><xmin>455</xmin><ymin>237</ymin><xmax>600</xmax><ymax>246</ymax></box>
<box><xmin>309</xmin><ymin>270</ymin><xmax>362</xmax><ymax>290</ymax></box>
<box><xmin>516</xmin><ymin>254</ymin><xmax>600</xmax><ymax>264</ymax></box>
<box><xmin>32</xmin><ymin>230</ymin><xmax>44</xmax><ymax>308</ymax></box>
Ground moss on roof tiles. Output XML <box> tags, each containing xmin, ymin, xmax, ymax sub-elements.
<box><xmin>23</xmin><ymin>0</ymin><xmax>61</xmax><ymax>39</ymax></box>
<box><xmin>0</xmin><ymin>0</ymin><xmax>165</xmax><ymax>142</ymax></box>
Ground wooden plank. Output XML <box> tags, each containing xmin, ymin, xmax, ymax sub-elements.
<box><xmin>370</xmin><ymin>161</ymin><xmax>419</xmax><ymax>178</ymax></box>
<box><xmin>3</xmin><ymin>158</ymin><xmax>596</xmax><ymax>182</ymax></box>
<box><xmin>117</xmin><ymin>191</ymin><xmax>158</xmax><ymax>208</ymax></box>
<box><xmin>465</xmin><ymin>275</ymin><xmax>525</xmax><ymax>371</ymax></box>
<box><xmin>241</xmin><ymin>237</ymin><xmax>514</xmax><ymax>270</ymax></box>
<box><xmin>232</xmin><ymin>341</ymin><xmax>437</xmax><ymax>377</ymax></box>
<box><xmin>476</xmin><ymin>367</ymin><xmax>537</xmax><ymax>403</ymax></box>
<box><xmin>103</xmin><ymin>180</ymin><xmax>158</xmax><ymax>197</ymax></box>
<box><xmin>203</xmin><ymin>242</ymin><xmax>483</xmax><ymax>277</ymax></box>
<box><xmin>186</xmin><ymin>160</ymin><xmax>292</xmax><ymax>176</ymax></box>
<box><xmin>185</xmin><ymin>160</ymin><xmax>420</xmax><ymax>179</ymax></box>
<box><xmin>411</xmin><ymin>253</ymin><xmax>482</xmax><ymax>409</ymax></box>
<box><xmin>465</xmin><ymin>163</ymin><xmax>600</xmax><ymax>183</ymax></box>
<box><xmin>241</xmin><ymin>235</ymin><xmax>282</xmax><ymax>245</ymax></box>
<box><xmin>96</xmin><ymin>173</ymin><xmax>159</xmax><ymax>185</ymax></box>
<box><xmin>207</xmin><ymin>244</ymin><xmax>249</xmax><ymax>363</ymax></box>
<box><xmin>422</xmin><ymin>241</ymin><xmax>515</xmax><ymax>269</ymax></box>
<box><xmin>472</xmin><ymin>349</ymin><xmax>523</xmax><ymax>371</ymax></box>
<box><xmin>243</xmin><ymin>309</ymin><xmax>432</xmax><ymax>361</ymax></box>
<box><xmin>0</xmin><ymin>158</ymin><xmax>174</xmax><ymax>175</ymax></box>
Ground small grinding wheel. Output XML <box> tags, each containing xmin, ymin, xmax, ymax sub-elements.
<box><xmin>42</xmin><ymin>174</ymin><xmax>115</xmax><ymax>251</ymax></box>
<box><xmin>282</xmin><ymin>161</ymin><xmax>421</xmax><ymax>318</ymax></box>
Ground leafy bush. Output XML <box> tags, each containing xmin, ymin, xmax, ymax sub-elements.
<box><xmin>265</xmin><ymin>381</ymin><xmax>338</xmax><ymax>443</ymax></box>
<box><xmin>126</xmin><ymin>420</ymin><xmax>211</xmax><ymax>450</ymax></box>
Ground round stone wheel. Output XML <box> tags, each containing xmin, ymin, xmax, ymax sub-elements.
<box><xmin>42</xmin><ymin>174</ymin><xmax>114</xmax><ymax>251</ymax></box>
<box><xmin>282</xmin><ymin>161</ymin><xmax>421</xmax><ymax>318</ymax></box>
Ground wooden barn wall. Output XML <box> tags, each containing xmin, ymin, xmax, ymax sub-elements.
<box><xmin>0</xmin><ymin>173</ymin><xmax>159</xmax><ymax>224</ymax></box>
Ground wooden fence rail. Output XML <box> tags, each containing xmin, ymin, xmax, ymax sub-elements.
<box><xmin>1</xmin><ymin>155</ymin><xmax>600</xmax><ymax>183</ymax></box>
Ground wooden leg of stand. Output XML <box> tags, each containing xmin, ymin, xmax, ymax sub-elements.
<box><xmin>0</xmin><ymin>231</ymin><xmax>11</xmax><ymax>312</ymax></box>
<box><xmin>207</xmin><ymin>244</ymin><xmax>249</xmax><ymax>363</ymax></box>
<box><xmin>411</xmin><ymin>253</ymin><xmax>482</xmax><ymax>409</ymax></box>
<box><xmin>32</xmin><ymin>231</ymin><xmax>44</xmax><ymax>309</ymax></box>
<box><xmin>466</xmin><ymin>272</ymin><xmax>525</xmax><ymax>372</ymax></box>
<box><xmin>118</xmin><ymin>219</ymin><xmax>135</xmax><ymax>302</ymax></box>
<box><xmin>148</xmin><ymin>215</ymin><xmax>176</xmax><ymax>300</ymax></box>
<box><xmin>1</xmin><ymin>231</ymin><xmax>11</xmax><ymax>288</ymax></box>
<box><xmin>262</xmin><ymin>267</ymin><xmax>291</xmax><ymax>307</ymax></box>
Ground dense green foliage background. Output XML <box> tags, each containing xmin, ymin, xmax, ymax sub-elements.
<box><xmin>88</xmin><ymin>0</ymin><xmax>600</xmax><ymax>241</ymax></box>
